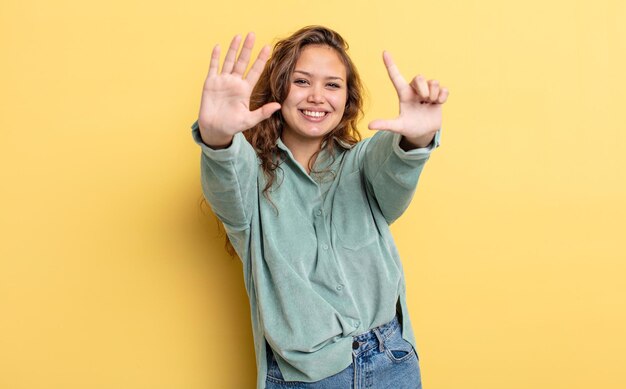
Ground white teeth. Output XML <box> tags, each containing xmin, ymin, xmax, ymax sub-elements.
<box><xmin>302</xmin><ymin>110</ymin><xmax>327</xmax><ymax>118</ymax></box>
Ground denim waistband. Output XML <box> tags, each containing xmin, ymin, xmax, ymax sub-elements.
<box><xmin>266</xmin><ymin>314</ymin><xmax>402</xmax><ymax>362</ymax></box>
<box><xmin>351</xmin><ymin>314</ymin><xmax>401</xmax><ymax>355</ymax></box>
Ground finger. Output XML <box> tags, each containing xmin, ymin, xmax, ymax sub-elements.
<box><xmin>409</xmin><ymin>75</ymin><xmax>430</xmax><ymax>101</ymax></box>
<box><xmin>428</xmin><ymin>80</ymin><xmax>440</xmax><ymax>102</ymax></box>
<box><xmin>207</xmin><ymin>44</ymin><xmax>220</xmax><ymax>77</ymax></box>
<box><xmin>437</xmin><ymin>87</ymin><xmax>449</xmax><ymax>104</ymax></box>
<box><xmin>382</xmin><ymin>51</ymin><xmax>408</xmax><ymax>95</ymax></box>
<box><xmin>246</xmin><ymin>45</ymin><xmax>271</xmax><ymax>86</ymax></box>
<box><xmin>247</xmin><ymin>102</ymin><xmax>281</xmax><ymax>127</ymax></box>
<box><xmin>233</xmin><ymin>32</ymin><xmax>255</xmax><ymax>76</ymax></box>
<box><xmin>367</xmin><ymin>118</ymin><xmax>404</xmax><ymax>132</ymax></box>
<box><xmin>221</xmin><ymin>34</ymin><xmax>242</xmax><ymax>74</ymax></box>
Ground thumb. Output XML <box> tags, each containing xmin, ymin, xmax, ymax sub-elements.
<box><xmin>248</xmin><ymin>102</ymin><xmax>281</xmax><ymax>127</ymax></box>
<box><xmin>368</xmin><ymin>118</ymin><xmax>402</xmax><ymax>132</ymax></box>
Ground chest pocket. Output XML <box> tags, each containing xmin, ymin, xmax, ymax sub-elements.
<box><xmin>331</xmin><ymin>170</ymin><xmax>379</xmax><ymax>251</ymax></box>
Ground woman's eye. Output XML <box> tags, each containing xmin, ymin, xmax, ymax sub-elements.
<box><xmin>328</xmin><ymin>83</ymin><xmax>341</xmax><ymax>88</ymax></box>
<box><xmin>294</xmin><ymin>79</ymin><xmax>309</xmax><ymax>85</ymax></box>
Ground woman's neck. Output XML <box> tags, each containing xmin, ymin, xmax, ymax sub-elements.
<box><xmin>280</xmin><ymin>132</ymin><xmax>323</xmax><ymax>174</ymax></box>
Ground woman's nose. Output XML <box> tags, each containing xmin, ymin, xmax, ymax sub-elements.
<box><xmin>307</xmin><ymin>85</ymin><xmax>324</xmax><ymax>103</ymax></box>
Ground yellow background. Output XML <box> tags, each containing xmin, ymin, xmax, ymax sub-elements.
<box><xmin>1</xmin><ymin>0</ymin><xmax>625</xmax><ymax>388</ymax></box>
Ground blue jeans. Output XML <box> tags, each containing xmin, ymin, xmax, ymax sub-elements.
<box><xmin>265</xmin><ymin>315</ymin><xmax>422</xmax><ymax>388</ymax></box>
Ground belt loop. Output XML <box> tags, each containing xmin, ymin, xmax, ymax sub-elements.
<box><xmin>373</xmin><ymin>327</ymin><xmax>385</xmax><ymax>352</ymax></box>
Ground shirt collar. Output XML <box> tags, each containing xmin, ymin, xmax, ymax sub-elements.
<box><xmin>275</xmin><ymin>135</ymin><xmax>352</xmax><ymax>177</ymax></box>
<box><xmin>275</xmin><ymin>136</ymin><xmax>355</xmax><ymax>154</ymax></box>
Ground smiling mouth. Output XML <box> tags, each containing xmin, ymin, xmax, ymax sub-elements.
<box><xmin>300</xmin><ymin>109</ymin><xmax>328</xmax><ymax>119</ymax></box>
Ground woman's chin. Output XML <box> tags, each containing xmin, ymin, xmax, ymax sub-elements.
<box><xmin>291</xmin><ymin>126</ymin><xmax>332</xmax><ymax>140</ymax></box>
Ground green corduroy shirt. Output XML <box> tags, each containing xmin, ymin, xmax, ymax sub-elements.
<box><xmin>191</xmin><ymin>121</ymin><xmax>440</xmax><ymax>388</ymax></box>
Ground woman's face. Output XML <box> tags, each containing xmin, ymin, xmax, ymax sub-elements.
<box><xmin>281</xmin><ymin>45</ymin><xmax>348</xmax><ymax>144</ymax></box>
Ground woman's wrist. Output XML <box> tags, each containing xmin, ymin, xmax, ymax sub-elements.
<box><xmin>399</xmin><ymin>132</ymin><xmax>436</xmax><ymax>151</ymax></box>
<box><xmin>199</xmin><ymin>126</ymin><xmax>235</xmax><ymax>149</ymax></box>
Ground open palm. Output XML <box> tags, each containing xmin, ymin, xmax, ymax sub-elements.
<box><xmin>198</xmin><ymin>33</ymin><xmax>280</xmax><ymax>146</ymax></box>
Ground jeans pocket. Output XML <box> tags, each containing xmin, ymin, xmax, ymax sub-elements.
<box><xmin>383</xmin><ymin>328</ymin><xmax>418</xmax><ymax>363</ymax></box>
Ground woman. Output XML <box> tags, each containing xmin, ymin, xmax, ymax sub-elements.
<box><xmin>191</xmin><ymin>26</ymin><xmax>448</xmax><ymax>389</ymax></box>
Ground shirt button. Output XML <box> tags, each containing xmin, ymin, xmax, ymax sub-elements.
<box><xmin>322</xmin><ymin>244</ymin><xmax>329</xmax><ymax>250</ymax></box>
<box><xmin>353</xmin><ymin>321</ymin><xmax>361</xmax><ymax>327</ymax></box>
<box><xmin>352</xmin><ymin>340</ymin><xmax>360</xmax><ymax>350</ymax></box>
<box><xmin>315</xmin><ymin>209</ymin><xmax>322</xmax><ymax>216</ymax></box>
<box><xmin>336</xmin><ymin>284</ymin><xmax>344</xmax><ymax>291</ymax></box>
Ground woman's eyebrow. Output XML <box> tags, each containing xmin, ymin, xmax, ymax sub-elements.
<box><xmin>293</xmin><ymin>70</ymin><xmax>344</xmax><ymax>81</ymax></box>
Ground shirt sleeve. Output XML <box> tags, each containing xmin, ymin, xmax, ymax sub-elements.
<box><xmin>190</xmin><ymin>120</ymin><xmax>258</xmax><ymax>231</ymax></box>
<box><xmin>361</xmin><ymin>129</ymin><xmax>441</xmax><ymax>224</ymax></box>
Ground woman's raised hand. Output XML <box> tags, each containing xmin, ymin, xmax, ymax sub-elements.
<box><xmin>368</xmin><ymin>51</ymin><xmax>449</xmax><ymax>149</ymax></box>
<box><xmin>198</xmin><ymin>33</ymin><xmax>281</xmax><ymax>148</ymax></box>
